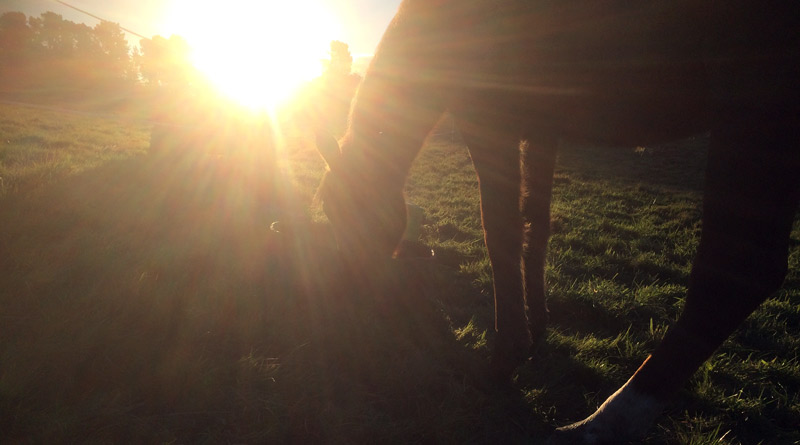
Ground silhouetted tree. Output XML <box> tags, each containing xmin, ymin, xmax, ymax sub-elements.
<box><xmin>313</xmin><ymin>40</ymin><xmax>362</xmax><ymax>135</ymax></box>
<box><xmin>327</xmin><ymin>40</ymin><xmax>353</xmax><ymax>78</ymax></box>
<box><xmin>0</xmin><ymin>12</ymin><xmax>32</xmax><ymax>86</ymax></box>
<box><xmin>0</xmin><ymin>11</ymin><xmax>139</xmax><ymax>93</ymax></box>
<box><xmin>138</xmin><ymin>34</ymin><xmax>195</xmax><ymax>87</ymax></box>
<box><xmin>29</xmin><ymin>12</ymin><xmax>74</xmax><ymax>55</ymax></box>
<box><xmin>0</xmin><ymin>12</ymin><xmax>32</xmax><ymax>58</ymax></box>
<box><xmin>138</xmin><ymin>33</ymin><xmax>208</xmax><ymax>142</ymax></box>
<box><xmin>93</xmin><ymin>21</ymin><xmax>133</xmax><ymax>83</ymax></box>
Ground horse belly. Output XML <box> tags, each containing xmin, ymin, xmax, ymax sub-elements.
<box><xmin>544</xmin><ymin>83</ymin><xmax>712</xmax><ymax>147</ymax></box>
<box><xmin>444</xmin><ymin>1</ymin><xmax>711</xmax><ymax>144</ymax></box>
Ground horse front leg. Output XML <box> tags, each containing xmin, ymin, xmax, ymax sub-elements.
<box><xmin>521</xmin><ymin>138</ymin><xmax>557</xmax><ymax>347</ymax></box>
<box><xmin>464</xmin><ymin>129</ymin><xmax>529</xmax><ymax>382</ymax></box>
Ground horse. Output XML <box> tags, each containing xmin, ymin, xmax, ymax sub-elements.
<box><xmin>314</xmin><ymin>1</ymin><xmax>799</xmax><ymax>442</ymax></box>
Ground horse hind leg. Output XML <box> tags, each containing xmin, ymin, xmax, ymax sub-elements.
<box><xmin>520</xmin><ymin>137</ymin><xmax>557</xmax><ymax>348</ymax></box>
<box><xmin>548</xmin><ymin>110</ymin><xmax>800</xmax><ymax>444</ymax></box>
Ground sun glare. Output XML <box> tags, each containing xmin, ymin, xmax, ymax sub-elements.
<box><xmin>164</xmin><ymin>1</ymin><xmax>341</xmax><ymax>110</ymax></box>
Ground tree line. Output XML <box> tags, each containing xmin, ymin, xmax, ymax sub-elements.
<box><xmin>1</xmin><ymin>9</ymin><xmax>362</xmax><ymax>136</ymax></box>
<box><xmin>0</xmin><ymin>10</ymin><xmax>204</xmax><ymax>94</ymax></box>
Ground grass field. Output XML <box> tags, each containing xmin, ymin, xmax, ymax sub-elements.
<box><xmin>1</xmin><ymin>101</ymin><xmax>798</xmax><ymax>444</ymax></box>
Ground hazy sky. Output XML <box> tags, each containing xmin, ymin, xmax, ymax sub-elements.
<box><xmin>0</xmin><ymin>0</ymin><xmax>401</xmax><ymax>55</ymax></box>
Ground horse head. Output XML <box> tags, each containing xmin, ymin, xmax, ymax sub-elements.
<box><xmin>316</xmin><ymin>132</ymin><xmax>407</xmax><ymax>263</ymax></box>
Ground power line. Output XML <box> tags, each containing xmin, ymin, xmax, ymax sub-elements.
<box><xmin>54</xmin><ymin>0</ymin><xmax>148</xmax><ymax>40</ymax></box>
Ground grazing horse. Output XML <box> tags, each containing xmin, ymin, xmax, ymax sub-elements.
<box><xmin>315</xmin><ymin>1</ymin><xmax>799</xmax><ymax>442</ymax></box>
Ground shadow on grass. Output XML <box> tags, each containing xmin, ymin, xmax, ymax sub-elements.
<box><xmin>557</xmin><ymin>135</ymin><xmax>709</xmax><ymax>193</ymax></box>
<box><xmin>0</xmin><ymin>148</ymin><xmax>551</xmax><ymax>443</ymax></box>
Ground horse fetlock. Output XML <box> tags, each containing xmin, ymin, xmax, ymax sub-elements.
<box><xmin>527</xmin><ymin>305</ymin><xmax>549</xmax><ymax>335</ymax></box>
<box><xmin>488</xmin><ymin>351</ymin><xmax>522</xmax><ymax>386</ymax></box>
<box><xmin>528</xmin><ymin>323</ymin><xmax>547</xmax><ymax>354</ymax></box>
<box><xmin>490</xmin><ymin>326</ymin><xmax>532</xmax><ymax>382</ymax></box>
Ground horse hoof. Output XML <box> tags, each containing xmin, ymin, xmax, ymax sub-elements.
<box><xmin>529</xmin><ymin>326</ymin><xmax>547</xmax><ymax>354</ymax></box>
<box><xmin>546</xmin><ymin>379</ymin><xmax>664</xmax><ymax>444</ymax></box>
<box><xmin>488</xmin><ymin>355</ymin><xmax>516</xmax><ymax>387</ymax></box>
<box><xmin>488</xmin><ymin>348</ymin><xmax>530</xmax><ymax>387</ymax></box>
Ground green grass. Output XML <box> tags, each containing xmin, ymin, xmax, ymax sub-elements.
<box><xmin>0</xmin><ymin>103</ymin><xmax>151</xmax><ymax>197</ymax></box>
<box><xmin>1</xmin><ymin>102</ymin><xmax>798</xmax><ymax>443</ymax></box>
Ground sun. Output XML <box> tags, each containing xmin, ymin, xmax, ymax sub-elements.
<box><xmin>164</xmin><ymin>1</ymin><xmax>341</xmax><ymax>110</ymax></box>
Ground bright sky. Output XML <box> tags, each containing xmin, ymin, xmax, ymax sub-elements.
<box><xmin>1</xmin><ymin>0</ymin><xmax>402</xmax><ymax>107</ymax></box>
<box><xmin>1</xmin><ymin>0</ymin><xmax>400</xmax><ymax>55</ymax></box>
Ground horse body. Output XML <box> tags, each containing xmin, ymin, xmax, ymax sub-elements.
<box><xmin>316</xmin><ymin>1</ymin><xmax>799</xmax><ymax>442</ymax></box>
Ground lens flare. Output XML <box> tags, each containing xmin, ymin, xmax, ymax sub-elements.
<box><xmin>164</xmin><ymin>0</ymin><xmax>341</xmax><ymax>110</ymax></box>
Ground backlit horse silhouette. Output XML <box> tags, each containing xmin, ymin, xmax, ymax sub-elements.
<box><xmin>315</xmin><ymin>1</ymin><xmax>799</xmax><ymax>443</ymax></box>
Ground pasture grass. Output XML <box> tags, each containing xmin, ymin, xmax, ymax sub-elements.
<box><xmin>0</xmin><ymin>103</ymin><xmax>151</xmax><ymax>197</ymax></box>
<box><xmin>1</xmin><ymin>102</ymin><xmax>798</xmax><ymax>443</ymax></box>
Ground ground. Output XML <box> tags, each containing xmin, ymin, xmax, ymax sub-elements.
<box><xmin>1</xmin><ymin>102</ymin><xmax>799</xmax><ymax>443</ymax></box>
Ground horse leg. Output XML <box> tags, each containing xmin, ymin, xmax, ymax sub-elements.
<box><xmin>548</xmin><ymin>112</ymin><xmax>800</xmax><ymax>444</ymax></box>
<box><xmin>461</xmin><ymin>122</ymin><xmax>529</xmax><ymax>382</ymax></box>
<box><xmin>520</xmin><ymin>138</ymin><xmax>557</xmax><ymax>347</ymax></box>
